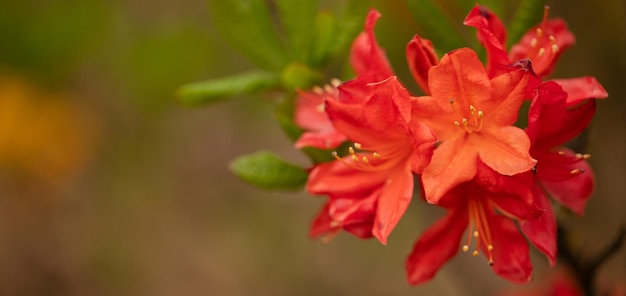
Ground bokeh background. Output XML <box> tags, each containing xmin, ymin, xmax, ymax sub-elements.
<box><xmin>0</xmin><ymin>0</ymin><xmax>624</xmax><ymax>295</ymax></box>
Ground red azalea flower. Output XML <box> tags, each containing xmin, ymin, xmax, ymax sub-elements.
<box><xmin>294</xmin><ymin>9</ymin><xmax>393</xmax><ymax>149</ymax></box>
<box><xmin>464</xmin><ymin>5</ymin><xmax>608</xmax><ymax>101</ymax></box>
<box><xmin>307</xmin><ymin>76</ymin><xmax>436</xmax><ymax>244</ymax></box>
<box><xmin>509</xmin><ymin>7</ymin><xmax>575</xmax><ymax>78</ymax></box>
<box><xmin>520</xmin><ymin>81</ymin><xmax>600</xmax><ymax>264</ymax></box>
<box><xmin>412</xmin><ymin>48</ymin><xmax>536</xmax><ymax>204</ymax></box>
<box><xmin>406</xmin><ymin>161</ymin><xmax>542</xmax><ymax>285</ymax></box>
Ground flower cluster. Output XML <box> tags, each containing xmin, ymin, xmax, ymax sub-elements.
<box><xmin>295</xmin><ymin>6</ymin><xmax>607</xmax><ymax>284</ymax></box>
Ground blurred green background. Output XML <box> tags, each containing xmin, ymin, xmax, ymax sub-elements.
<box><xmin>0</xmin><ymin>0</ymin><xmax>624</xmax><ymax>295</ymax></box>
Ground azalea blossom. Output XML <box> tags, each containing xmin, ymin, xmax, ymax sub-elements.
<box><xmin>307</xmin><ymin>76</ymin><xmax>436</xmax><ymax>244</ymax></box>
<box><xmin>406</xmin><ymin>161</ymin><xmax>543</xmax><ymax>284</ymax></box>
<box><xmin>294</xmin><ymin>9</ymin><xmax>393</xmax><ymax>150</ymax></box>
<box><xmin>412</xmin><ymin>48</ymin><xmax>536</xmax><ymax>204</ymax></box>
<box><xmin>464</xmin><ymin>5</ymin><xmax>607</xmax><ymax>101</ymax></box>
<box><xmin>519</xmin><ymin>81</ymin><xmax>602</xmax><ymax>264</ymax></box>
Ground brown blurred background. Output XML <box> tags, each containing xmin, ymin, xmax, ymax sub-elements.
<box><xmin>0</xmin><ymin>0</ymin><xmax>623</xmax><ymax>295</ymax></box>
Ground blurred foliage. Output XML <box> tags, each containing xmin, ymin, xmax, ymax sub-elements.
<box><xmin>0</xmin><ymin>1</ymin><xmax>109</xmax><ymax>85</ymax></box>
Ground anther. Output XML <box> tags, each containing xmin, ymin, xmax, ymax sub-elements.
<box><xmin>354</xmin><ymin>143</ymin><xmax>362</xmax><ymax>150</ymax></box>
<box><xmin>323</xmin><ymin>84</ymin><xmax>334</xmax><ymax>93</ymax></box>
<box><xmin>487</xmin><ymin>245</ymin><xmax>494</xmax><ymax>251</ymax></box>
<box><xmin>312</xmin><ymin>86</ymin><xmax>324</xmax><ymax>94</ymax></box>
<box><xmin>330</xmin><ymin>78</ymin><xmax>342</xmax><ymax>88</ymax></box>
<box><xmin>315</xmin><ymin>104</ymin><xmax>325</xmax><ymax>112</ymax></box>
<box><xmin>454</xmin><ymin>121</ymin><xmax>461</xmax><ymax>127</ymax></box>
<box><xmin>348</xmin><ymin>147</ymin><xmax>356</xmax><ymax>155</ymax></box>
<box><xmin>351</xmin><ymin>154</ymin><xmax>359</xmax><ymax>162</ymax></box>
<box><xmin>570</xmin><ymin>168</ymin><xmax>583</xmax><ymax>175</ymax></box>
<box><xmin>469</xmin><ymin>105</ymin><xmax>477</xmax><ymax>114</ymax></box>
<box><xmin>462</xmin><ymin>118</ymin><xmax>469</xmax><ymax>126</ymax></box>
<box><xmin>530</xmin><ymin>38</ymin><xmax>538</xmax><ymax>47</ymax></box>
<box><xmin>372</xmin><ymin>152</ymin><xmax>380</xmax><ymax>158</ymax></box>
<box><xmin>552</xmin><ymin>44</ymin><xmax>559</xmax><ymax>53</ymax></box>
<box><xmin>558</xmin><ymin>151</ymin><xmax>566</xmax><ymax>155</ymax></box>
<box><xmin>549</xmin><ymin>35</ymin><xmax>556</xmax><ymax>42</ymax></box>
<box><xmin>538</xmin><ymin>48</ymin><xmax>545</xmax><ymax>57</ymax></box>
<box><xmin>472</xmin><ymin>250</ymin><xmax>479</xmax><ymax>256</ymax></box>
<box><xmin>536</xmin><ymin>28</ymin><xmax>543</xmax><ymax>37</ymax></box>
<box><xmin>362</xmin><ymin>157</ymin><xmax>369</xmax><ymax>164</ymax></box>
<box><xmin>462</xmin><ymin>245</ymin><xmax>469</xmax><ymax>252</ymax></box>
<box><xmin>473</xmin><ymin>231</ymin><xmax>479</xmax><ymax>238</ymax></box>
<box><xmin>575</xmin><ymin>153</ymin><xmax>591</xmax><ymax>159</ymax></box>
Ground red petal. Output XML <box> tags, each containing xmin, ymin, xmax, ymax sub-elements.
<box><xmin>406</xmin><ymin>209</ymin><xmax>467</xmax><ymax>285</ymax></box>
<box><xmin>406</xmin><ymin>35</ymin><xmax>438</xmax><ymax>95</ymax></box>
<box><xmin>483</xmin><ymin>66</ymin><xmax>531</xmax><ymax>126</ymax></box>
<box><xmin>552</xmin><ymin>77</ymin><xmax>608</xmax><ymax>106</ymax></box>
<box><xmin>350</xmin><ymin>9</ymin><xmax>394</xmax><ymax>80</ymax></box>
<box><xmin>421</xmin><ymin>136</ymin><xmax>478</xmax><ymax>204</ymax></box>
<box><xmin>464</xmin><ymin>5</ymin><xmax>510</xmax><ymax>77</ymax></box>
<box><xmin>364</xmin><ymin>77</ymin><xmax>412</xmax><ymax>127</ymax></box>
<box><xmin>407</xmin><ymin>120</ymin><xmax>437</xmax><ymax>174</ymax></box>
<box><xmin>489</xmin><ymin>213</ymin><xmax>533</xmax><ymax>283</ymax></box>
<box><xmin>428</xmin><ymin>48</ymin><xmax>492</xmax><ymax>115</ymax></box>
<box><xmin>527</xmin><ymin>81</ymin><xmax>568</xmax><ymax>144</ymax></box>
<box><xmin>309</xmin><ymin>203</ymin><xmax>340</xmax><ymax>239</ymax></box>
<box><xmin>295</xmin><ymin>130</ymin><xmax>347</xmax><ymax>149</ymax></box>
<box><xmin>520</xmin><ymin>183</ymin><xmax>557</xmax><ymax>266</ymax></box>
<box><xmin>537</xmin><ymin>149</ymin><xmax>594</xmax><ymax>215</ymax></box>
<box><xmin>510</xmin><ymin>19</ymin><xmax>575</xmax><ymax>77</ymax></box>
<box><xmin>478</xmin><ymin>125</ymin><xmax>536</xmax><ymax>176</ymax></box>
<box><xmin>527</xmin><ymin>81</ymin><xmax>597</xmax><ymax>148</ymax></box>
<box><xmin>372</xmin><ymin>166</ymin><xmax>413</xmax><ymax>244</ymax></box>
<box><xmin>306</xmin><ymin>159</ymin><xmax>388</xmax><ymax>196</ymax></box>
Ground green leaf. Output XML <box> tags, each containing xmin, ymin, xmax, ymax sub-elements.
<box><xmin>280</xmin><ymin>62</ymin><xmax>323</xmax><ymax>90</ymax></box>
<box><xmin>209</xmin><ymin>0</ymin><xmax>287</xmax><ymax>71</ymax></box>
<box><xmin>176</xmin><ymin>71</ymin><xmax>279</xmax><ymax>107</ymax></box>
<box><xmin>406</xmin><ymin>0</ymin><xmax>468</xmax><ymax>52</ymax></box>
<box><xmin>230</xmin><ymin>151</ymin><xmax>308</xmax><ymax>191</ymax></box>
<box><xmin>310</xmin><ymin>10</ymin><xmax>339</xmax><ymax>67</ymax></box>
<box><xmin>507</xmin><ymin>0</ymin><xmax>547</xmax><ymax>47</ymax></box>
<box><xmin>275</xmin><ymin>0</ymin><xmax>318</xmax><ymax>63</ymax></box>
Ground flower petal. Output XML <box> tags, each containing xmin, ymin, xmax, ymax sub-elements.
<box><xmin>306</xmin><ymin>158</ymin><xmax>388</xmax><ymax>196</ymax></box>
<box><xmin>406</xmin><ymin>35</ymin><xmax>438</xmax><ymax>95</ymax></box>
<box><xmin>478</xmin><ymin>125</ymin><xmax>536</xmax><ymax>176</ymax></box>
<box><xmin>406</xmin><ymin>209</ymin><xmax>467</xmax><ymax>285</ymax></box>
<box><xmin>463</xmin><ymin>5</ymin><xmax>510</xmax><ymax>77</ymax></box>
<box><xmin>350</xmin><ymin>9</ymin><xmax>394</xmax><ymax>80</ymax></box>
<box><xmin>552</xmin><ymin>76</ymin><xmax>608</xmax><ymax>106</ymax></box>
<box><xmin>421</xmin><ymin>136</ymin><xmax>478</xmax><ymax>204</ymax></box>
<box><xmin>428</xmin><ymin>48</ymin><xmax>492</xmax><ymax>115</ymax></box>
<box><xmin>509</xmin><ymin>19</ymin><xmax>575</xmax><ymax>77</ymax></box>
<box><xmin>372</xmin><ymin>166</ymin><xmax>413</xmax><ymax>244</ymax></box>
<box><xmin>520</xmin><ymin>183</ymin><xmax>557</xmax><ymax>265</ymax></box>
<box><xmin>483</xmin><ymin>65</ymin><xmax>532</xmax><ymax>126</ymax></box>
<box><xmin>489</xmin><ymin>212</ymin><xmax>533</xmax><ymax>283</ymax></box>
<box><xmin>538</xmin><ymin>149</ymin><xmax>594</xmax><ymax>215</ymax></box>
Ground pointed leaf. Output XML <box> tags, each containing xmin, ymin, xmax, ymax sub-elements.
<box><xmin>230</xmin><ymin>151</ymin><xmax>308</xmax><ymax>191</ymax></box>
<box><xmin>176</xmin><ymin>71</ymin><xmax>279</xmax><ymax>107</ymax></box>
<box><xmin>209</xmin><ymin>0</ymin><xmax>287</xmax><ymax>71</ymax></box>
